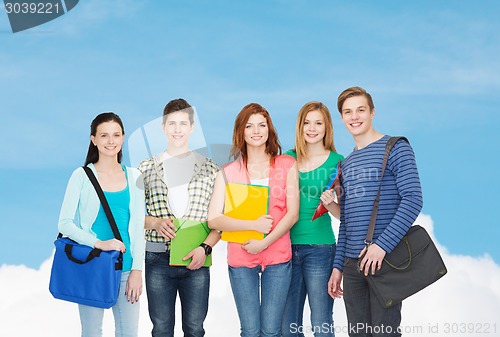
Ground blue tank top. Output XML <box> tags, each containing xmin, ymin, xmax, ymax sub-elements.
<box><xmin>92</xmin><ymin>166</ymin><xmax>132</xmax><ymax>271</ymax></box>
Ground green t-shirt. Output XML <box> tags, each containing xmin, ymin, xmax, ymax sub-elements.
<box><xmin>284</xmin><ymin>149</ymin><xmax>344</xmax><ymax>244</ymax></box>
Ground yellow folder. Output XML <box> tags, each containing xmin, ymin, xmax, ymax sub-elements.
<box><xmin>221</xmin><ymin>183</ymin><xmax>269</xmax><ymax>244</ymax></box>
<box><xmin>169</xmin><ymin>219</ymin><xmax>212</xmax><ymax>267</ymax></box>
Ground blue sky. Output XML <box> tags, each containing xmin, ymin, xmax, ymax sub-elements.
<box><xmin>1</xmin><ymin>0</ymin><xmax>499</xmax><ymax>267</ymax></box>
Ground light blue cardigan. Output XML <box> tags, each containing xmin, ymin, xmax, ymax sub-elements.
<box><xmin>58</xmin><ymin>163</ymin><xmax>145</xmax><ymax>271</ymax></box>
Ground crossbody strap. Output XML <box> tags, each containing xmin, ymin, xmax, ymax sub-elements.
<box><xmin>83</xmin><ymin>166</ymin><xmax>123</xmax><ymax>242</ymax></box>
<box><xmin>364</xmin><ymin>136</ymin><xmax>409</xmax><ymax>245</ymax></box>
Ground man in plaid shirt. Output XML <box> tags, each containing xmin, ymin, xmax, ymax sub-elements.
<box><xmin>139</xmin><ymin>98</ymin><xmax>220</xmax><ymax>337</ymax></box>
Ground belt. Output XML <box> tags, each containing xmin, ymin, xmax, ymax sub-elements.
<box><xmin>146</xmin><ymin>241</ymin><xmax>171</xmax><ymax>252</ymax></box>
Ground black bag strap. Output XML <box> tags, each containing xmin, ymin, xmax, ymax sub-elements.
<box><xmin>82</xmin><ymin>166</ymin><xmax>123</xmax><ymax>242</ymax></box>
<box><xmin>365</xmin><ymin>136</ymin><xmax>409</xmax><ymax>245</ymax></box>
<box><xmin>64</xmin><ymin>244</ymin><xmax>102</xmax><ymax>264</ymax></box>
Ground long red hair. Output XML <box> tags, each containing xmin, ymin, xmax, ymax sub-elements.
<box><xmin>230</xmin><ymin>103</ymin><xmax>282</xmax><ymax>164</ymax></box>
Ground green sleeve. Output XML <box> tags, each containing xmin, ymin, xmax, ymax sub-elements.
<box><xmin>284</xmin><ymin>149</ymin><xmax>297</xmax><ymax>158</ymax></box>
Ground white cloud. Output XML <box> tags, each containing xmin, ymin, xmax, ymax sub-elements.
<box><xmin>1</xmin><ymin>214</ymin><xmax>499</xmax><ymax>336</ymax></box>
<box><xmin>399</xmin><ymin>214</ymin><xmax>500</xmax><ymax>337</ymax></box>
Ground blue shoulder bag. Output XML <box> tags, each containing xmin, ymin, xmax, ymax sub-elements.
<box><xmin>49</xmin><ymin>167</ymin><xmax>124</xmax><ymax>308</ymax></box>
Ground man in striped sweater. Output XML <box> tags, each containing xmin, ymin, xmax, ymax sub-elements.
<box><xmin>328</xmin><ymin>87</ymin><xmax>423</xmax><ymax>337</ymax></box>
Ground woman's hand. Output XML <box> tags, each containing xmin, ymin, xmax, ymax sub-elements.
<box><xmin>242</xmin><ymin>239</ymin><xmax>268</xmax><ymax>254</ymax></box>
<box><xmin>94</xmin><ymin>239</ymin><xmax>126</xmax><ymax>253</ymax></box>
<box><xmin>253</xmin><ymin>215</ymin><xmax>274</xmax><ymax>234</ymax></box>
<box><xmin>320</xmin><ymin>189</ymin><xmax>340</xmax><ymax>219</ymax></box>
<box><xmin>125</xmin><ymin>270</ymin><xmax>142</xmax><ymax>304</ymax></box>
<box><xmin>320</xmin><ymin>189</ymin><xmax>336</xmax><ymax>206</ymax></box>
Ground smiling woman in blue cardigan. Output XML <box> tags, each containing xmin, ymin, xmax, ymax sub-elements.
<box><xmin>58</xmin><ymin>112</ymin><xmax>145</xmax><ymax>337</ymax></box>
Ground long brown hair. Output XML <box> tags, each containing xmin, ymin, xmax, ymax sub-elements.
<box><xmin>230</xmin><ymin>103</ymin><xmax>282</xmax><ymax>164</ymax></box>
<box><xmin>84</xmin><ymin>112</ymin><xmax>124</xmax><ymax>166</ymax></box>
<box><xmin>294</xmin><ymin>101</ymin><xmax>336</xmax><ymax>162</ymax></box>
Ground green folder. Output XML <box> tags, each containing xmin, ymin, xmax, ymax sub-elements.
<box><xmin>169</xmin><ymin>219</ymin><xmax>212</xmax><ymax>267</ymax></box>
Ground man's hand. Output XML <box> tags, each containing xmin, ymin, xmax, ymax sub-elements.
<box><xmin>358</xmin><ymin>243</ymin><xmax>386</xmax><ymax>276</ymax></box>
<box><xmin>154</xmin><ymin>218</ymin><xmax>177</xmax><ymax>239</ymax></box>
<box><xmin>183</xmin><ymin>247</ymin><xmax>206</xmax><ymax>270</ymax></box>
<box><xmin>328</xmin><ymin>268</ymin><xmax>343</xmax><ymax>299</ymax></box>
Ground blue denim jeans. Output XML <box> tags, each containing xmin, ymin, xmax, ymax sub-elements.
<box><xmin>343</xmin><ymin>258</ymin><xmax>402</xmax><ymax>337</ymax></box>
<box><xmin>282</xmin><ymin>244</ymin><xmax>336</xmax><ymax>337</ymax></box>
<box><xmin>145</xmin><ymin>251</ymin><xmax>210</xmax><ymax>337</ymax></box>
<box><xmin>229</xmin><ymin>260</ymin><xmax>292</xmax><ymax>337</ymax></box>
<box><xmin>79</xmin><ymin>271</ymin><xmax>140</xmax><ymax>337</ymax></box>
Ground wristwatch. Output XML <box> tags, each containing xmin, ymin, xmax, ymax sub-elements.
<box><xmin>199</xmin><ymin>242</ymin><xmax>212</xmax><ymax>256</ymax></box>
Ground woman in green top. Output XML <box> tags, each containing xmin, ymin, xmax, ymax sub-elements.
<box><xmin>282</xmin><ymin>102</ymin><xmax>343</xmax><ymax>337</ymax></box>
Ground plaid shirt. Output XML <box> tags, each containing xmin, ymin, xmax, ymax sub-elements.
<box><xmin>139</xmin><ymin>151</ymin><xmax>219</xmax><ymax>243</ymax></box>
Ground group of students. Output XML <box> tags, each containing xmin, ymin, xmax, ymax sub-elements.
<box><xmin>58</xmin><ymin>86</ymin><xmax>423</xmax><ymax>337</ymax></box>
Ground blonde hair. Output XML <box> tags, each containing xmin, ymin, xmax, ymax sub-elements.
<box><xmin>294</xmin><ymin>101</ymin><xmax>336</xmax><ymax>163</ymax></box>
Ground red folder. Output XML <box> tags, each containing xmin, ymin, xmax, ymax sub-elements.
<box><xmin>311</xmin><ymin>162</ymin><xmax>341</xmax><ymax>221</ymax></box>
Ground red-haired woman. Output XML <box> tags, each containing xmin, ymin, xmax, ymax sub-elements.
<box><xmin>208</xmin><ymin>103</ymin><xmax>299</xmax><ymax>337</ymax></box>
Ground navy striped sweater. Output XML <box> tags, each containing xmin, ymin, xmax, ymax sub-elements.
<box><xmin>333</xmin><ymin>135</ymin><xmax>423</xmax><ymax>271</ymax></box>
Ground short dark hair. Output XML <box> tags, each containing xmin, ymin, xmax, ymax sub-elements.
<box><xmin>163</xmin><ymin>98</ymin><xmax>194</xmax><ymax>124</ymax></box>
